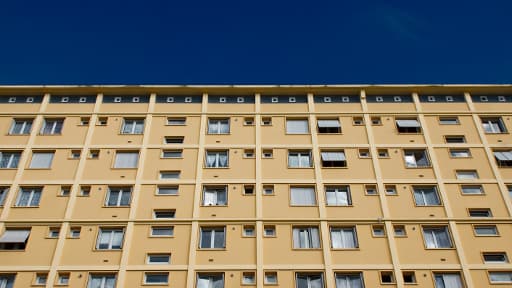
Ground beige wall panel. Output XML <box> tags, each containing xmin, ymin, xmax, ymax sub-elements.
<box><xmin>314</xmin><ymin>103</ymin><xmax>362</xmax><ymax>113</ymax></box>
<box><xmin>325</xmin><ymin>185</ymin><xmax>383</xmax><ymax>218</ymax></box>
<box><xmin>22</xmin><ymin>149</ymin><xmax>78</xmax><ymax>181</ymax></box>
<box><xmin>484</xmin><ymin>132</ymin><xmax>512</xmax><ymax>145</ymax></box>
<box><xmin>261</xmin><ymin>103</ymin><xmax>308</xmax><ymax>113</ymax></box>
<box><xmin>142</xmin><ymin>149</ymin><xmax>197</xmax><ymax>180</ymax></box>
<box><xmin>136</xmin><ymin>185</ymin><xmax>194</xmax><ymax>219</ymax></box>
<box><xmin>444</xmin><ymin>184</ymin><xmax>509</xmax><ymax>218</ymax></box>
<box><xmin>9</xmin><ymin>185</ymin><xmax>68</xmax><ymax>220</ymax></box>
<box><xmin>331</xmin><ymin>225</ymin><xmax>392</xmax><ymax>264</ymax></box>
<box><xmin>424</xmin><ymin>115</ymin><xmax>480</xmax><ymax>144</ymax></box>
<box><xmin>91</xmin><ymin>116</ymin><xmax>144</xmax><ymax>145</ymax></box>
<box><xmin>205</xmin><ymin>117</ymin><xmax>255</xmax><ymax>145</ymax></box>
<box><xmin>321</xmin><ymin>150</ymin><xmax>375</xmax><ymax>180</ymax></box>
<box><xmin>207</xmin><ymin>104</ymin><xmax>255</xmax><ymax>113</ymax></box>
<box><xmin>72</xmin><ymin>185</ymin><xmax>130</xmax><ymax>220</ymax></box>
<box><xmin>474</xmin><ymin>102</ymin><xmax>512</xmax><ymax>112</ymax></box>
<box><xmin>148</xmin><ymin>116</ymin><xmax>200</xmax><ymax>145</ymax></box>
<box><xmin>0</xmin><ymin>117</ymin><xmax>30</xmax><ymax>145</ymax></box>
<box><xmin>263</xmin><ymin>225</ymin><xmax>323</xmax><ymax>265</ymax></box>
<box><xmin>99</xmin><ymin>103</ymin><xmax>149</xmax><ymax>113</ymax></box>
<box><xmin>366</xmin><ymin>103</ymin><xmax>416</xmax><ymax>112</ymax></box>
<box><xmin>125</xmin><ymin>271</ymin><xmax>187</xmax><ymax>288</ymax></box>
<box><xmin>371</xmin><ymin>118</ymin><xmax>426</xmax><ymax>145</ymax></box>
<box><xmin>262</xmin><ymin>184</ymin><xmax>319</xmax><ymax>219</ymax></box>
<box><xmin>378</xmin><ymin>153</ymin><xmax>436</xmax><ymax>180</ymax></box>
<box><xmin>457</xmin><ymin>223</ymin><xmax>512</xmax><ymax>264</ymax></box>
<box><xmin>153</xmin><ymin>103</ymin><xmax>201</xmax><ymax>113</ymax></box>
<box><xmin>128</xmin><ymin>225</ymin><xmax>191</xmax><ymax>265</ymax></box>
<box><xmin>45</xmin><ymin>103</ymin><xmax>95</xmax><ymax>113</ymax></box>
<box><xmin>195</xmin><ymin>224</ymin><xmax>256</xmax><ymax>265</ymax></box>
<box><xmin>202</xmin><ymin>152</ymin><xmax>255</xmax><ymax>180</ymax></box>
<box><xmin>82</xmin><ymin>150</ymin><xmax>138</xmax><ymax>180</ymax></box>
<box><xmin>386</xmin><ymin>185</ymin><xmax>447</xmax><ymax>218</ymax></box>
<box><xmin>0</xmin><ymin>226</ymin><xmax>56</xmax><ymax>266</ymax></box>
<box><xmin>261</xmin><ymin>150</ymin><xmax>315</xmax><ymax>180</ymax></box>
<box><xmin>261</xmin><ymin>117</ymin><xmax>312</xmax><ymax>145</ymax></box>
<box><xmin>0</xmin><ymin>170</ymin><xmax>18</xmax><ymax>181</ymax></box>
<box><xmin>199</xmin><ymin>185</ymin><xmax>255</xmax><ymax>218</ymax></box>
<box><xmin>434</xmin><ymin>148</ymin><xmax>494</xmax><ymax>180</ymax></box>
<box><xmin>317</xmin><ymin>117</ymin><xmax>368</xmax><ymax>145</ymax></box>
<box><xmin>0</xmin><ymin>103</ymin><xmax>41</xmax><ymax>113</ymax></box>
<box><xmin>34</xmin><ymin>116</ymin><xmax>88</xmax><ymax>145</ymax></box>
<box><xmin>420</xmin><ymin>103</ymin><xmax>469</xmax><ymax>112</ymax></box>
<box><xmin>60</xmin><ymin>225</ymin><xmax>123</xmax><ymax>265</ymax></box>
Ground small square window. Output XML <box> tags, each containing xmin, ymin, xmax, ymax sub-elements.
<box><xmin>48</xmin><ymin>227</ymin><xmax>60</xmax><ymax>238</ymax></box>
<box><xmin>480</xmin><ymin>95</ymin><xmax>489</xmax><ymax>102</ymax></box>
<box><xmin>243</xmin><ymin>117</ymin><xmax>254</xmax><ymax>125</ymax></box>
<box><xmin>70</xmin><ymin>150</ymin><xmax>81</xmax><ymax>159</ymax></box>
<box><xmin>35</xmin><ymin>273</ymin><xmax>48</xmax><ymax>285</ymax></box>
<box><xmin>80</xmin><ymin>117</ymin><xmax>90</xmax><ymax>125</ymax></box>
<box><xmin>498</xmin><ymin>96</ymin><xmax>507</xmax><ymax>102</ymax></box>
<box><xmin>402</xmin><ymin>271</ymin><xmax>416</xmax><ymax>284</ymax></box>
<box><xmin>393</xmin><ymin>96</ymin><xmax>402</xmax><ymax>102</ymax></box>
<box><xmin>365</xmin><ymin>185</ymin><xmax>378</xmax><ymax>195</ymax></box>
<box><xmin>114</xmin><ymin>97</ymin><xmax>122</xmax><ymax>103</ymax></box>
<box><xmin>243</xmin><ymin>225</ymin><xmax>255</xmax><ymax>237</ymax></box>
<box><xmin>271</xmin><ymin>97</ymin><xmax>279</xmax><ymax>103</ymax></box>
<box><xmin>79</xmin><ymin>97</ymin><xmax>87</xmax><ymax>103</ymax></box>
<box><xmin>474</xmin><ymin>225</ymin><xmax>498</xmax><ymax>236</ymax></box>
<box><xmin>358</xmin><ymin>149</ymin><xmax>370</xmax><ymax>158</ymax></box>
<box><xmin>289</xmin><ymin>96</ymin><xmax>296</xmax><ymax>103</ymax></box>
<box><xmin>166</xmin><ymin>96</ymin><xmax>174</xmax><ymax>103</ymax></box>
<box><xmin>60</xmin><ymin>186</ymin><xmax>71</xmax><ymax>197</ymax></box>
<box><xmin>483</xmin><ymin>252</ymin><xmax>508</xmax><ymax>263</ymax></box>
<box><xmin>394</xmin><ymin>225</ymin><xmax>406</xmax><ymax>236</ymax></box>
<box><xmin>219</xmin><ymin>97</ymin><xmax>227</xmax><ymax>103</ymax></box>
<box><xmin>162</xmin><ymin>150</ymin><xmax>182</xmax><ymax>158</ymax></box>
<box><xmin>380</xmin><ymin>271</ymin><xmax>395</xmax><ymax>283</ymax></box>
<box><xmin>262</xmin><ymin>149</ymin><xmax>273</xmax><ymax>158</ymax></box>
<box><xmin>264</xmin><ymin>271</ymin><xmax>278</xmax><ymax>285</ymax></box>
<box><xmin>342</xmin><ymin>96</ymin><xmax>350</xmax><ymax>102</ymax></box>
<box><xmin>88</xmin><ymin>150</ymin><xmax>99</xmax><ymax>159</ymax></box>
<box><xmin>237</xmin><ymin>97</ymin><xmax>245</xmax><ymax>103</ymax></box>
<box><xmin>8</xmin><ymin>97</ymin><xmax>16</xmax><ymax>103</ymax></box>
<box><xmin>372</xmin><ymin>225</ymin><xmax>385</xmax><ymax>236</ymax></box>
<box><xmin>79</xmin><ymin>186</ymin><xmax>91</xmax><ymax>197</ymax></box>
<box><xmin>264</xmin><ymin>225</ymin><xmax>276</xmax><ymax>237</ymax></box>
<box><xmin>385</xmin><ymin>185</ymin><xmax>397</xmax><ymax>195</ymax></box>
<box><xmin>445</xmin><ymin>95</ymin><xmax>454</xmax><ymax>102</ymax></box>
<box><xmin>445</xmin><ymin>135</ymin><xmax>466</xmax><ymax>143</ymax></box>
<box><xmin>263</xmin><ymin>185</ymin><xmax>274</xmax><ymax>195</ymax></box>
<box><xmin>147</xmin><ymin>254</ymin><xmax>171</xmax><ymax>264</ymax></box>
<box><xmin>151</xmin><ymin>226</ymin><xmax>174</xmax><ymax>237</ymax></box>
<box><xmin>153</xmin><ymin>210</ymin><xmax>176</xmax><ymax>219</ymax></box>
<box><xmin>242</xmin><ymin>272</ymin><xmax>256</xmax><ymax>285</ymax></box>
<box><xmin>376</xmin><ymin>96</ymin><xmax>384</xmax><ymax>102</ymax></box>
<box><xmin>353</xmin><ymin>117</ymin><xmax>364</xmax><ymax>125</ymax></box>
<box><xmin>261</xmin><ymin>117</ymin><xmax>272</xmax><ymax>126</ymax></box>
<box><xmin>378</xmin><ymin>149</ymin><xmax>389</xmax><ymax>158</ymax></box>
<box><xmin>57</xmin><ymin>273</ymin><xmax>70</xmax><ymax>285</ymax></box>
<box><xmin>69</xmin><ymin>227</ymin><xmax>81</xmax><ymax>238</ymax></box>
<box><xmin>323</xmin><ymin>96</ymin><xmax>332</xmax><ymax>103</ymax></box>
<box><xmin>97</xmin><ymin>117</ymin><xmax>108</xmax><ymax>126</ymax></box>
<box><xmin>144</xmin><ymin>272</ymin><xmax>168</xmax><ymax>285</ymax></box>
<box><xmin>26</xmin><ymin>97</ymin><xmax>34</xmax><ymax>103</ymax></box>
<box><xmin>243</xmin><ymin>185</ymin><xmax>254</xmax><ymax>195</ymax></box>
<box><xmin>243</xmin><ymin>149</ymin><xmax>255</xmax><ymax>158</ymax></box>
<box><xmin>157</xmin><ymin>186</ymin><xmax>178</xmax><ymax>195</ymax></box>
<box><xmin>456</xmin><ymin>170</ymin><xmax>478</xmax><ymax>179</ymax></box>
<box><xmin>427</xmin><ymin>96</ymin><xmax>436</xmax><ymax>102</ymax></box>
<box><xmin>132</xmin><ymin>97</ymin><xmax>140</xmax><ymax>103</ymax></box>
<box><xmin>184</xmin><ymin>96</ymin><xmax>192</xmax><ymax>102</ymax></box>
<box><xmin>166</xmin><ymin>117</ymin><xmax>186</xmax><ymax>125</ymax></box>
<box><xmin>371</xmin><ymin>117</ymin><xmax>382</xmax><ymax>125</ymax></box>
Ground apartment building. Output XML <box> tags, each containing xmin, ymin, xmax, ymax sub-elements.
<box><xmin>0</xmin><ymin>85</ymin><xmax>511</xmax><ymax>288</ymax></box>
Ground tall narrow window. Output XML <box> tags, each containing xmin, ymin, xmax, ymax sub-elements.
<box><xmin>121</xmin><ymin>118</ymin><xmax>144</xmax><ymax>134</ymax></box>
<box><xmin>208</xmin><ymin>118</ymin><xmax>230</xmax><ymax>134</ymax></box>
<box><xmin>325</xmin><ymin>186</ymin><xmax>351</xmax><ymax>206</ymax></box>
<box><xmin>196</xmin><ymin>273</ymin><xmax>224</xmax><ymax>288</ymax></box>
<box><xmin>40</xmin><ymin>118</ymin><xmax>64</xmax><ymax>135</ymax></box>
<box><xmin>403</xmin><ymin>150</ymin><xmax>430</xmax><ymax>168</ymax></box>
<box><xmin>199</xmin><ymin>227</ymin><xmax>225</xmax><ymax>249</ymax></box>
<box><xmin>205</xmin><ymin>151</ymin><xmax>229</xmax><ymax>168</ymax></box>
<box><xmin>296</xmin><ymin>273</ymin><xmax>324</xmax><ymax>288</ymax></box>
<box><xmin>114</xmin><ymin>151</ymin><xmax>139</xmax><ymax>168</ymax></box>
<box><xmin>96</xmin><ymin>228</ymin><xmax>124</xmax><ymax>250</ymax></box>
<box><xmin>292</xmin><ymin>227</ymin><xmax>320</xmax><ymax>249</ymax></box>
<box><xmin>286</xmin><ymin>119</ymin><xmax>309</xmax><ymax>134</ymax></box>
<box><xmin>422</xmin><ymin>227</ymin><xmax>452</xmax><ymax>248</ymax></box>
<box><xmin>0</xmin><ymin>151</ymin><xmax>21</xmax><ymax>168</ymax></box>
<box><xmin>29</xmin><ymin>152</ymin><xmax>54</xmax><ymax>168</ymax></box>
<box><xmin>202</xmin><ymin>186</ymin><xmax>227</xmax><ymax>206</ymax></box>
<box><xmin>87</xmin><ymin>274</ymin><xmax>117</xmax><ymax>288</ymax></box>
<box><xmin>9</xmin><ymin>118</ymin><xmax>32</xmax><ymax>135</ymax></box>
<box><xmin>335</xmin><ymin>273</ymin><xmax>363</xmax><ymax>288</ymax></box>
<box><xmin>413</xmin><ymin>186</ymin><xmax>441</xmax><ymax>206</ymax></box>
<box><xmin>433</xmin><ymin>273</ymin><xmax>463</xmax><ymax>288</ymax></box>
<box><xmin>15</xmin><ymin>187</ymin><xmax>42</xmax><ymax>207</ymax></box>
<box><xmin>289</xmin><ymin>151</ymin><xmax>312</xmax><ymax>168</ymax></box>
<box><xmin>481</xmin><ymin>117</ymin><xmax>507</xmax><ymax>133</ymax></box>
<box><xmin>330</xmin><ymin>227</ymin><xmax>358</xmax><ymax>249</ymax></box>
<box><xmin>105</xmin><ymin>187</ymin><xmax>132</xmax><ymax>207</ymax></box>
<box><xmin>290</xmin><ymin>187</ymin><xmax>316</xmax><ymax>206</ymax></box>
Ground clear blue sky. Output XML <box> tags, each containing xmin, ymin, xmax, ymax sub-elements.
<box><xmin>0</xmin><ymin>1</ymin><xmax>510</xmax><ymax>85</ymax></box>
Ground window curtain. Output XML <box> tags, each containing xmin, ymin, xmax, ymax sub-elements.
<box><xmin>219</xmin><ymin>152</ymin><xmax>228</xmax><ymax>167</ymax></box>
<box><xmin>97</xmin><ymin>230</ymin><xmax>111</xmax><ymax>249</ymax></box>
<box><xmin>122</xmin><ymin>121</ymin><xmax>134</xmax><ymax>133</ymax></box>
<box><xmin>326</xmin><ymin>188</ymin><xmax>349</xmax><ymax>205</ymax></box>
<box><xmin>336</xmin><ymin>275</ymin><xmax>363</xmax><ymax>288</ymax></box>
<box><xmin>200</xmin><ymin>229</ymin><xmax>212</xmax><ymax>248</ymax></box>
<box><xmin>206</xmin><ymin>153</ymin><xmax>217</xmax><ymax>167</ymax></box>
<box><xmin>203</xmin><ymin>190</ymin><xmax>216</xmax><ymax>205</ymax></box>
<box><xmin>220</xmin><ymin>121</ymin><xmax>229</xmax><ymax>133</ymax></box>
<box><xmin>134</xmin><ymin>120</ymin><xmax>144</xmax><ymax>134</ymax></box>
<box><xmin>111</xmin><ymin>230</ymin><xmax>123</xmax><ymax>249</ymax></box>
<box><xmin>331</xmin><ymin>228</ymin><xmax>356</xmax><ymax>248</ymax></box>
<box><xmin>435</xmin><ymin>274</ymin><xmax>462</xmax><ymax>288</ymax></box>
<box><xmin>120</xmin><ymin>190</ymin><xmax>131</xmax><ymax>205</ymax></box>
<box><xmin>30</xmin><ymin>190</ymin><xmax>41</xmax><ymax>206</ymax></box>
<box><xmin>115</xmin><ymin>153</ymin><xmax>138</xmax><ymax>168</ymax></box>
<box><xmin>16</xmin><ymin>189</ymin><xmax>31</xmax><ymax>206</ymax></box>
<box><xmin>213</xmin><ymin>229</ymin><xmax>225</xmax><ymax>248</ymax></box>
<box><xmin>216</xmin><ymin>190</ymin><xmax>227</xmax><ymax>205</ymax></box>
<box><xmin>287</xmin><ymin>120</ymin><xmax>308</xmax><ymax>133</ymax></box>
<box><xmin>291</xmin><ymin>188</ymin><xmax>316</xmax><ymax>205</ymax></box>
<box><xmin>416</xmin><ymin>151</ymin><xmax>429</xmax><ymax>166</ymax></box>
<box><xmin>299</xmin><ymin>153</ymin><xmax>311</xmax><ymax>167</ymax></box>
<box><xmin>107</xmin><ymin>190</ymin><xmax>119</xmax><ymax>206</ymax></box>
<box><xmin>404</xmin><ymin>154</ymin><xmax>416</xmax><ymax>167</ymax></box>
<box><xmin>208</xmin><ymin>120</ymin><xmax>219</xmax><ymax>134</ymax></box>
<box><xmin>30</xmin><ymin>153</ymin><xmax>54</xmax><ymax>168</ymax></box>
<box><xmin>434</xmin><ymin>228</ymin><xmax>451</xmax><ymax>248</ymax></box>
<box><xmin>289</xmin><ymin>154</ymin><xmax>299</xmax><ymax>167</ymax></box>
<box><xmin>293</xmin><ymin>227</ymin><xmax>319</xmax><ymax>248</ymax></box>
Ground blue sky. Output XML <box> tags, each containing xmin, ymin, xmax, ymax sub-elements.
<box><xmin>0</xmin><ymin>1</ymin><xmax>510</xmax><ymax>84</ymax></box>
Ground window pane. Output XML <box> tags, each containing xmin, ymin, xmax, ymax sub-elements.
<box><xmin>287</xmin><ymin>119</ymin><xmax>309</xmax><ymax>134</ymax></box>
<box><xmin>30</xmin><ymin>152</ymin><xmax>54</xmax><ymax>168</ymax></box>
<box><xmin>291</xmin><ymin>187</ymin><xmax>316</xmax><ymax>205</ymax></box>
<box><xmin>114</xmin><ymin>152</ymin><xmax>139</xmax><ymax>168</ymax></box>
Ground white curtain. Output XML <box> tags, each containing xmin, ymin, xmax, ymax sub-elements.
<box><xmin>30</xmin><ymin>152</ymin><xmax>54</xmax><ymax>168</ymax></box>
<box><xmin>206</xmin><ymin>153</ymin><xmax>217</xmax><ymax>167</ymax></box>
<box><xmin>287</xmin><ymin>120</ymin><xmax>309</xmax><ymax>133</ymax></box>
<box><xmin>435</xmin><ymin>274</ymin><xmax>462</xmax><ymax>288</ymax></box>
<box><xmin>293</xmin><ymin>227</ymin><xmax>319</xmax><ymax>248</ymax></box>
<box><xmin>203</xmin><ymin>190</ymin><xmax>216</xmax><ymax>205</ymax></box>
<box><xmin>114</xmin><ymin>152</ymin><xmax>138</xmax><ymax>168</ymax></box>
<box><xmin>331</xmin><ymin>228</ymin><xmax>356</xmax><ymax>248</ymax></box>
<box><xmin>289</xmin><ymin>154</ymin><xmax>299</xmax><ymax>167</ymax></box>
<box><xmin>291</xmin><ymin>187</ymin><xmax>316</xmax><ymax>205</ymax></box>
<box><xmin>404</xmin><ymin>154</ymin><xmax>416</xmax><ymax>167</ymax></box>
<box><xmin>336</xmin><ymin>275</ymin><xmax>363</xmax><ymax>288</ymax></box>
<box><xmin>219</xmin><ymin>152</ymin><xmax>228</xmax><ymax>167</ymax></box>
<box><xmin>112</xmin><ymin>230</ymin><xmax>123</xmax><ymax>249</ymax></box>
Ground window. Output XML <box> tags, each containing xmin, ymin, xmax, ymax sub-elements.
<box><xmin>40</xmin><ymin>118</ymin><xmax>64</xmax><ymax>135</ymax></box>
<box><xmin>58</xmin><ymin>273</ymin><xmax>70</xmax><ymax>285</ymax></box>
<box><xmin>113</xmin><ymin>151</ymin><xmax>139</xmax><ymax>168</ymax></box>
<box><xmin>352</xmin><ymin>117</ymin><xmax>364</xmax><ymax>125</ymax></box>
<box><xmin>29</xmin><ymin>152</ymin><xmax>54</xmax><ymax>168</ymax></box>
<box><xmin>330</xmin><ymin>227</ymin><xmax>357</xmax><ymax>249</ymax></box>
<box><xmin>474</xmin><ymin>225</ymin><xmax>498</xmax><ymax>236</ymax></box>
<box><xmin>162</xmin><ymin>149</ymin><xmax>182</xmax><ymax>158</ymax></box>
<box><xmin>48</xmin><ymin>227</ymin><xmax>60</xmax><ymax>238</ymax></box>
<box><xmin>371</xmin><ymin>117</ymin><xmax>382</xmax><ymax>125</ymax></box>
<box><xmin>493</xmin><ymin>151</ymin><xmax>512</xmax><ymax>167</ymax></box>
<box><xmin>151</xmin><ymin>226</ymin><xmax>174</xmax><ymax>237</ymax></box>
<box><xmin>242</xmin><ymin>272</ymin><xmax>255</xmax><ymax>285</ymax></box>
<box><xmin>243</xmin><ymin>225</ymin><xmax>255</xmax><ymax>237</ymax></box>
<box><xmin>164</xmin><ymin>136</ymin><xmax>184</xmax><ymax>144</ymax></box>
<box><xmin>483</xmin><ymin>252</ymin><xmax>508</xmax><ymax>263</ymax></box>
<box><xmin>365</xmin><ymin>185</ymin><xmax>378</xmax><ymax>195</ymax></box>
<box><xmin>433</xmin><ymin>273</ymin><xmax>463</xmax><ymax>288</ymax></box>
<box><xmin>121</xmin><ymin>118</ymin><xmax>144</xmax><ymax>134</ymax></box>
<box><xmin>244</xmin><ymin>117</ymin><xmax>254</xmax><ymax>125</ymax></box>
<box><xmin>422</xmin><ymin>227</ymin><xmax>452</xmax><ymax>248</ymax></box>
<box><xmin>243</xmin><ymin>149</ymin><xmax>254</xmax><ymax>158</ymax></box>
<box><xmin>96</xmin><ymin>228</ymin><xmax>124</xmax><ymax>250</ymax></box>
<box><xmin>489</xmin><ymin>272</ymin><xmax>512</xmax><ymax>284</ymax></box>
<box><xmin>461</xmin><ymin>185</ymin><xmax>483</xmax><ymax>195</ymax></box>
<box><xmin>321</xmin><ymin>151</ymin><xmax>346</xmax><ymax>167</ymax></box>
<box><xmin>89</xmin><ymin>150</ymin><xmax>100</xmax><ymax>159</ymax></box>
<box><xmin>402</xmin><ymin>272</ymin><xmax>416</xmax><ymax>284</ymax></box>
<box><xmin>508</xmin><ymin>185</ymin><xmax>512</xmax><ymax>199</ymax></box>
<box><xmin>396</xmin><ymin>119</ymin><xmax>421</xmax><ymax>133</ymax></box>
<box><xmin>9</xmin><ymin>118</ymin><xmax>32</xmax><ymax>135</ymax></box>
<box><xmin>203</xmin><ymin>186</ymin><xmax>227</xmax><ymax>206</ymax></box>
<box><xmin>167</xmin><ymin>117</ymin><xmax>186</xmax><ymax>125</ymax></box>
<box><xmin>385</xmin><ymin>185</ymin><xmax>397</xmax><ymax>195</ymax></box>
<box><xmin>147</xmin><ymin>254</ymin><xmax>171</xmax><ymax>264</ymax></box>
<box><xmin>263</xmin><ymin>185</ymin><xmax>274</xmax><ymax>195</ymax></box>
<box><xmin>287</xmin><ymin>119</ymin><xmax>309</xmax><ymax>134</ymax></box>
<box><xmin>87</xmin><ymin>274</ymin><xmax>116</xmax><ymax>288</ymax></box>
<box><xmin>144</xmin><ymin>273</ymin><xmax>168</xmax><ymax>285</ymax></box>
<box><xmin>105</xmin><ymin>187</ymin><xmax>131</xmax><ymax>207</ymax></box>
<box><xmin>79</xmin><ymin>186</ymin><xmax>91</xmax><ymax>196</ymax></box>
<box><xmin>80</xmin><ymin>117</ymin><xmax>90</xmax><ymax>125</ymax></box>
<box><xmin>35</xmin><ymin>273</ymin><xmax>47</xmax><ymax>285</ymax></box>
<box><xmin>325</xmin><ymin>186</ymin><xmax>351</xmax><ymax>206</ymax></box>
<box><xmin>0</xmin><ymin>187</ymin><xmax>8</xmax><ymax>206</ymax></box>
<box><xmin>264</xmin><ymin>225</ymin><xmax>276</xmax><ymax>237</ymax></box>
<box><xmin>403</xmin><ymin>149</ymin><xmax>430</xmax><ymax>168</ymax></box>
<box><xmin>358</xmin><ymin>149</ymin><xmax>370</xmax><ymax>158</ymax></box>
<box><xmin>262</xmin><ymin>149</ymin><xmax>273</xmax><ymax>158</ymax></box>
<box><xmin>456</xmin><ymin>170</ymin><xmax>478</xmax><ymax>179</ymax></box>
<box><xmin>450</xmin><ymin>149</ymin><xmax>471</xmax><ymax>158</ymax></box>
<box><xmin>264</xmin><ymin>272</ymin><xmax>278</xmax><ymax>285</ymax></box>
<box><xmin>70</xmin><ymin>150</ymin><xmax>81</xmax><ymax>159</ymax></box>
<box><xmin>335</xmin><ymin>273</ymin><xmax>363</xmax><ymax>288</ymax></box>
<box><xmin>153</xmin><ymin>210</ymin><xmax>175</xmax><ymax>219</ymax></box>
<box><xmin>261</xmin><ymin>117</ymin><xmax>272</xmax><ymax>126</ymax></box>
<box><xmin>413</xmin><ymin>186</ymin><xmax>441</xmax><ymax>206</ymax></box>
<box><xmin>0</xmin><ymin>229</ymin><xmax>30</xmax><ymax>250</ymax></box>
<box><xmin>445</xmin><ymin>135</ymin><xmax>466</xmax><ymax>143</ymax></box>
<box><xmin>468</xmin><ymin>208</ymin><xmax>492</xmax><ymax>217</ymax></box>
<box><xmin>317</xmin><ymin>119</ymin><xmax>341</xmax><ymax>133</ymax></box>
<box><xmin>70</xmin><ymin>227</ymin><xmax>81</xmax><ymax>238</ymax></box>
<box><xmin>15</xmin><ymin>187</ymin><xmax>42</xmax><ymax>207</ymax></box>
<box><xmin>160</xmin><ymin>171</ymin><xmax>180</xmax><ymax>179</ymax></box>
<box><xmin>205</xmin><ymin>150</ymin><xmax>229</xmax><ymax>168</ymax></box>
<box><xmin>394</xmin><ymin>225</ymin><xmax>406</xmax><ymax>236</ymax></box>
<box><xmin>208</xmin><ymin>118</ymin><xmax>230</xmax><ymax>134</ymax></box>
<box><xmin>380</xmin><ymin>271</ymin><xmax>395</xmax><ymax>284</ymax></box>
<box><xmin>292</xmin><ymin>227</ymin><xmax>320</xmax><ymax>249</ymax></box>
<box><xmin>0</xmin><ymin>151</ymin><xmax>21</xmax><ymax>168</ymax></box>
<box><xmin>439</xmin><ymin>117</ymin><xmax>459</xmax><ymax>125</ymax></box>
<box><xmin>372</xmin><ymin>225</ymin><xmax>385</xmax><ymax>237</ymax></box>
<box><xmin>97</xmin><ymin>117</ymin><xmax>108</xmax><ymax>126</ymax></box>
<box><xmin>243</xmin><ymin>185</ymin><xmax>254</xmax><ymax>195</ymax></box>
<box><xmin>157</xmin><ymin>186</ymin><xmax>178</xmax><ymax>195</ymax></box>
<box><xmin>378</xmin><ymin>149</ymin><xmax>389</xmax><ymax>158</ymax></box>
<box><xmin>196</xmin><ymin>273</ymin><xmax>224</xmax><ymax>288</ymax></box>
<box><xmin>290</xmin><ymin>187</ymin><xmax>316</xmax><ymax>206</ymax></box>
<box><xmin>199</xmin><ymin>227</ymin><xmax>225</xmax><ymax>249</ymax></box>
<box><xmin>481</xmin><ymin>117</ymin><xmax>507</xmax><ymax>133</ymax></box>
<box><xmin>289</xmin><ymin>151</ymin><xmax>312</xmax><ymax>168</ymax></box>
<box><xmin>296</xmin><ymin>273</ymin><xmax>324</xmax><ymax>288</ymax></box>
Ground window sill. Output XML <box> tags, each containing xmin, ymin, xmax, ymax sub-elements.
<box><xmin>331</xmin><ymin>248</ymin><xmax>360</xmax><ymax>251</ymax></box>
<box><xmin>160</xmin><ymin>157</ymin><xmax>184</xmax><ymax>159</ymax></box>
<box><xmin>291</xmin><ymin>248</ymin><xmax>322</xmax><ymax>251</ymax></box>
<box><xmin>203</xmin><ymin>167</ymin><xmax>230</xmax><ymax>169</ymax></box>
<box><xmin>102</xmin><ymin>205</ymin><xmax>131</xmax><ymax>208</ymax></box>
<box><xmin>12</xmin><ymin>206</ymin><xmax>39</xmax><ymax>208</ymax></box>
<box><xmin>287</xmin><ymin>167</ymin><xmax>314</xmax><ymax>169</ymax></box>
<box><xmin>111</xmin><ymin>167</ymin><xmax>138</xmax><ymax>170</ymax></box>
<box><xmin>142</xmin><ymin>283</ymin><xmax>169</xmax><ymax>286</ymax></box>
<box><xmin>38</xmin><ymin>134</ymin><xmax>62</xmax><ymax>136</ymax></box>
<box><xmin>326</xmin><ymin>204</ymin><xmax>353</xmax><ymax>207</ymax></box>
<box><xmin>424</xmin><ymin>247</ymin><xmax>455</xmax><ymax>250</ymax></box>
<box><xmin>201</xmin><ymin>204</ymin><xmax>228</xmax><ymax>207</ymax></box>
<box><xmin>6</xmin><ymin>134</ymin><xmax>30</xmax><ymax>136</ymax></box>
<box><xmin>26</xmin><ymin>168</ymin><xmax>52</xmax><ymax>170</ymax></box>
<box><xmin>0</xmin><ymin>168</ymin><xmax>18</xmax><ymax>170</ymax></box>
<box><xmin>290</xmin><ymin>205</ymin><xmax>318</xmax><ymax>207</ymax></box>
<box><xmin>197</xmin><ymin>248</ymin><xmax>226</xmax><ymax>251</ymax></box>
<box><xmin>321</xmin><ymin>166</ymin><xmax>348</xmax><ymax>169</ymax></box>
<box><xmin>94</xmin><ymin>249</ymin><xmax>123</xmax><ymax>252</ymax></box>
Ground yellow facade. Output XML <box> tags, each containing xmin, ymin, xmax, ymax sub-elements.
<box><xmin>0</xmin><ymin>86</ymin><xmax>511</xmax><ymax>288</ymax></box>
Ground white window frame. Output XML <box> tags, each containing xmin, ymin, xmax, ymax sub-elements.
<box><xmin>147</xmin><ymin>254</ymin><xmax>171</xmax><ymax>264</ymax></box>
<box><xmin>335</xmin><ymin>273</ymin><xmax>364</xmax><ymax>288</ymax></box>
<box><xmin>325</xmin><ymin>186</ymin><xmax>351</xmax><ymax>206</ymax></box>
<box><xmin>96</xmin><ymin>228</ymin><xmax>124</xmax><ymax>250</ymax></box>
<box><xmin>40</xmin><ymin>118</ymin><xmax>64</xmax><ymax>135</ymax></box>
<box><xmin>292</xmin><ymin>226</ymin><xmax>320</xmax><ymax>249</ymax></box>
<box><xmin>150</xmin><ymin>226</ymin><xmax>174</xmax><ymax>237</ymax></box>
<box><xmin>87</xmin><ymin>274</ymin><xmax>117</xmax><ymax>288</ymax></box>
<box><xmin>202</xmin><ymin>186</ymin><xmax>228</xmax><ymax>206</ymax></box>
<box><xmin>15</xmin><ymin>187</ymin><xmax>42</xmax><ymax>207</ymax></box>
<box><xmin>207</xmin><ymin>118</ymin><xmax>230</xmax><ymax>134</ymax></box>
<box><xmin>288</xmin><ymin>151</ymin><xmax>312</xmax><ymax>168</ymax></box>
<box><xmin>121</xmin><ymin>118</ymin><xmax>144</xmax><ymax>134</ymax></box>
<box><xmin>143</xmin><ymin>273</ymin><xmax>169</xmax><ymax>285</ymax></box>
<box><xmin>286</xmin><ymin>119</ymin><xmax>309</xmax><ymax>134</ymax></box>
<box><xmin>196</xmin><ymin>273</ymin><xmax>224</xmax><ymax>288</ymax></box>
<box><xmin>295</xmin><ymin>273</ymin><xmax>324</xmax><ymax>288</ymax></box>
<box><xmin>489</xmin><ymin>272</ymin><xmax>512</xmax><ymax>284</ymax></box>
<box><xmin>105</xmin><ymin>187</ymin><xmax>132</xmax><ymax>207</ymax></box>
<box><xmin>199</xmin><ymin>227</ymin><xmax>226</xmax><ymax>249</ymax></box>
<box><xmin>330</xmin><ymin>227</ymin><xmax>358</xmax><ymax>249</ymax></box>
<box><xmin>9</xmin><ymin>118</ymin><xmax>32</xmax><ymax>135</ymax></box>
<box><xmin>205</xmin><ymin>150</ymin><xmax>229</xmax><ymax>168</ymax></box>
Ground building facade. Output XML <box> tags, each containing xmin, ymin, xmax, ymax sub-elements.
<box><xmin>0</xmin><ymin>85</ymin><xmax>511</xmax><ymax>288</ymax></box>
